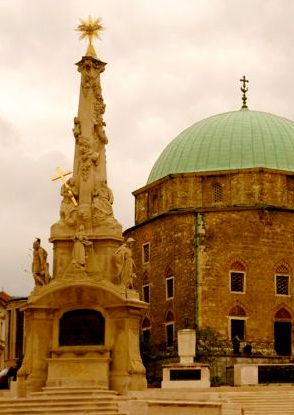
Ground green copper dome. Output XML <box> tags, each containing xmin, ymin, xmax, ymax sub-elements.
<box><xmin>147</xmin><ymin>109</ymin><xmax>294</xmax><ymax>184</ymax></box>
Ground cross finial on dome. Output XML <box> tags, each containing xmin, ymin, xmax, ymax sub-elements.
<box><xmin>240</xmin><ymin>75</ymin><xmax>249</xmax><ymax>109</ymax></box>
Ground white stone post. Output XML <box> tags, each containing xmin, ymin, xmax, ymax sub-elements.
<box><xmin>177</xmin><ymin>329</ymin><xmax>196</xmax><ymax>364</ymax></box>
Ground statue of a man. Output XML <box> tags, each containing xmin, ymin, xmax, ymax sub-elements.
<box><xmin>72</xmin><ymin>224</ymin><xmax>93</xmax><ymax>269</ymax></box>
<box><xmin>32</xmin><ymin>238</ymin><xmax>50</xmax><ymax>286</ymax></box>
<box><xmin>115</xmin><ymin>238</ymin><xmax>136</xmax><ymax>289</ymax></box>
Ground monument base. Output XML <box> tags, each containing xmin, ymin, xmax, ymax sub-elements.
<box><xmin>233</xmin><ymin>364</ymin><xmax>258</xmax><ymax>386</ymax></box>
<box><xmin>161</xmin><ymin>363</ymin><xmax>210</xmax><ymax>389</ymax></box>
<box><xmin>46</xmin><ymin>347</ymin><xmax>111</xmax><ymax>389</ymax></box>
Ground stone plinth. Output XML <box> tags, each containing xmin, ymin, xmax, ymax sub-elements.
<box><xmin>47</xmin><ymin>347</ymin><xmax>111</xmax><ymax>388</ymax></box>
<box><xmin>161</xmin><ymin>363</ymin><xmax>210</xmax><ymax>388</ymax></box>
<box><xmin>233</xmin><ymin>364</ymin><xmax>258</xmax><ymax>386</ymax></box>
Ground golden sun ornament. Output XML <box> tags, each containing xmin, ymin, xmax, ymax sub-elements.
<box><xmin>76</xmin><ymin>16</ymin><xmax>104</xmax><ymax>45</ymax></box>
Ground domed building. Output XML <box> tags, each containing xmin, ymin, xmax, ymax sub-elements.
<box><xmin>125</xmin><ymin>83</ymin><xmax>294</xmax><ymax>360</ymax></box>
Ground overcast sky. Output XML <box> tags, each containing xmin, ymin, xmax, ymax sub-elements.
<box><xmin>1</xmin><ymin>0</ymin><xmax>294</xmax><ymax>296</ymax></box>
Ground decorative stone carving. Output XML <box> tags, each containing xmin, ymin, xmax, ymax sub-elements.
<box><xmin>72</xmin><ymin>117</ymin><xmax>81</xmax><ymax>140</ymax></box>
<box><xmin>78</xmin><ymin>136</ymin><xmax>100</xmax><ymax>182</ymax></box>
<box><xmin>32</xmin><ymin>238</ymin><xmax>50</xmax><ymax>286</ymax></box>
<box><xmin>94</xmin><ymin>119</ymin><xmax>108</xmax><ymax>144</ymax></box>
<box><xmin>79</xmin><ymin>59</ymin><xmax>101</xmax><ymax>97</ymax></box>
<box><xmin>72</xmin><ymin>224</ymin><xmax>93</xmax><ymax>269</ymax></box>
<box><xmin>115</xmin><ymin>238</ymin><xmax>137</xmax><ymax>289</ymax></box>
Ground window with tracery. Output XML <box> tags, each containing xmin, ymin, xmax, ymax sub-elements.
<box><xmin>142</xmin><ymin>243</ymin><xmax>150</xmax><ymax>264</ymax></box>
<box><xmin>276</xmin><ymin>276</ymin><xmax>289</xmax><ymax>295</ymax></box>
<box><xmin>230</xmin><ymin>261</ymin><xmax>246</xmax><ymax>293</ymax></box>
<box><xmin>275</xmin><ymin>263</ymin><xmax>290</xmax><ymax>296</ymax></box>
<box><xmin>212</xmin><ymin>183</ymin><xmax>223</xmax><ymax>203</ymax></box>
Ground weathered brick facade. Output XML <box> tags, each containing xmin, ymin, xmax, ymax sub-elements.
<box><xmin>125</xmin><ymin>168</ymin><xmax>294</xmax><ymax>356</ymax></box>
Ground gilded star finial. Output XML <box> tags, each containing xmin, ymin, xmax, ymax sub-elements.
<box><xmin>76</xmin><ymin>16</ymin><xmax>104</xmax><ymax>58</ymax></box>
<box><xmin>240</xmin><ymin>75</ymin><xmax>249</xmax><ymax>109</ymax></box>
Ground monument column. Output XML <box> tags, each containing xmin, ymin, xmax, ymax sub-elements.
<box><xmin>18</xmin><ymin>18</ymin><xmax>147</xmax><ymax>397</ymax></box>
<box><xmin>50</xmin><ymin>18</ymin><xmax>122</xmax><ymax>279</ymax></box>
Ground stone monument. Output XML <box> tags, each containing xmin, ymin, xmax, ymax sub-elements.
<box><xmin>162</xmin><ymin>329</ymin><xmax>210</xmax><ymax>388</ymax></box>
<box><xmin>17</xmin><ymin>17</ymin><xmax>147</xmax><ymax>396</ymax></box>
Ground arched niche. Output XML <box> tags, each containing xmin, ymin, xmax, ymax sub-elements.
<box><xmin>59</xmin><ymin>309</ymin><xmax>105</xmax><ymax>346</ymax></box>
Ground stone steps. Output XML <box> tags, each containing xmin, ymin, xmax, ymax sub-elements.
<box><xmin>0</xmin><ymin>387</ymin><xmax>127</xmax><ymax>415</ymax></box>
<box><xmin>221</xmin><ymin>390</ymin><xmax>294</xmax><ymax>415</ymax></box>
<box><xmin>2</xmin><ymin>385</ymin><xmax>294</xmax><ymax>415</ymax></box>
<box><xmin>127</xmin><ymin>386</ymin><xmax>294</xmax><ymax>415</ymax></box>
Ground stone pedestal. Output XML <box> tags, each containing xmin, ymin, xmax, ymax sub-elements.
<box><xmin>234</xmin><ymin>364</ymin><xmax>258</xmax><ymax>386</ymax></box>
<box><xmin>17</xmin><ymin>282</ymin><xmax>147</xmax><ymax>396</ymax></box>
<box><xmin>161</xmin><ymin>329</ymin><xmax>210</xmax><ymax>388</ymax></box>
<box><xmin>47</xmin><ymin>347</ymin><xmax>111</xmax><ymax>388</ymax></box>
<box><xmin>161</xmin><ymin>363</ymin><xmax>210</xmax><ymax>388</ymax></box>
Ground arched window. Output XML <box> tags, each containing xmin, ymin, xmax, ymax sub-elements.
<box><xmin>142</xmin><ymin>243</ymin><xmax>150</xmax><ymax>264</ymax></box>
<box><xmin>229</xmin><ymin>305</ymin><xmax>246</xmax><ymax>340</ymax></box>
<box><xmin>59</xmin><ymin>309</ymin><xmax>105</xmax><ymax>346</ymax></box>
<box><xmin>165</xmin><ymin>267</ymin><xmax>175</xmax><ymax>300</ymax></box>
<box><xmin>142</xmin><ymin>272</ymin><xmax>150</xmax><ymax>303</ymax></box>
<box><xmin>230</xmin><ymin>261</ymin><xmax>246</xmax><ymax>293</ymax></box>
<box><xmin>275</xmin><ymin>263</ymin><xmax>290</xmax><ymax>296</ymax></box>
<box><xmin>212</xmin><ymin>183</ymin><xmax>223</xmax><ymax>203</ymax></box>
<box><xmin>165</xmin><ymin>310</ymin><xmax>175</xmax><ymax>347</ymax></box>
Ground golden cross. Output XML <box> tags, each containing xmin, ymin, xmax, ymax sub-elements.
<box><xmin>51</xmin><ymin>167</ymin><xmax>78</xmax><ymax>207</ymax></box>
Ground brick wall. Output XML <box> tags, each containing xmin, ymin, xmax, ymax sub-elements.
<box><xmin>128</xmin><ymin>169</ymin><xmax>294</xmax><ymax>354</ymax></box>
<box><xmin>125</xmin><ymin>212</ymin><xmax>197</xmax><ymax>346</ymax></box>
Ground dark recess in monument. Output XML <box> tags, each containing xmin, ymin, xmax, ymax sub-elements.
<box><xmin>170</xmin><ymin>369</ymin><xmax>201</xmax><ymax>381</ymax></box>
<box><xmin>59</xmin><ymin>309</ymin><xmax>105</xmax><ymax>346</ymax></box>
<box><xmin>258</xmin><ymin>365</ymin><xmax>294</xmax><ymax>383</ymax></box>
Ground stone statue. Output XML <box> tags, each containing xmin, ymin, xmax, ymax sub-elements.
<box><xmin>32</xmin><ymin>238</ymin><xmax>50</xmax><ymax>286</ymax></box>
<box><xmin>92</xmin><ymin>182</ymin><xmax>114</xmax><ymax>223</ymax></box>
<box><xmin>115</xmin><ymin>238</ymin><xmax>136</xmax><ymax>289</ymax></box>
<box><xmin>72</xmin><ymin>224</ymin><xmax>93</xmax><ymax>269</ymax></box>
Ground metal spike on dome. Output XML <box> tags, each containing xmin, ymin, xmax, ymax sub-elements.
<box><xmin>240</xmin><ymin>75</ymin><xmax>249</xmax><ymax>109</ymax></box>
